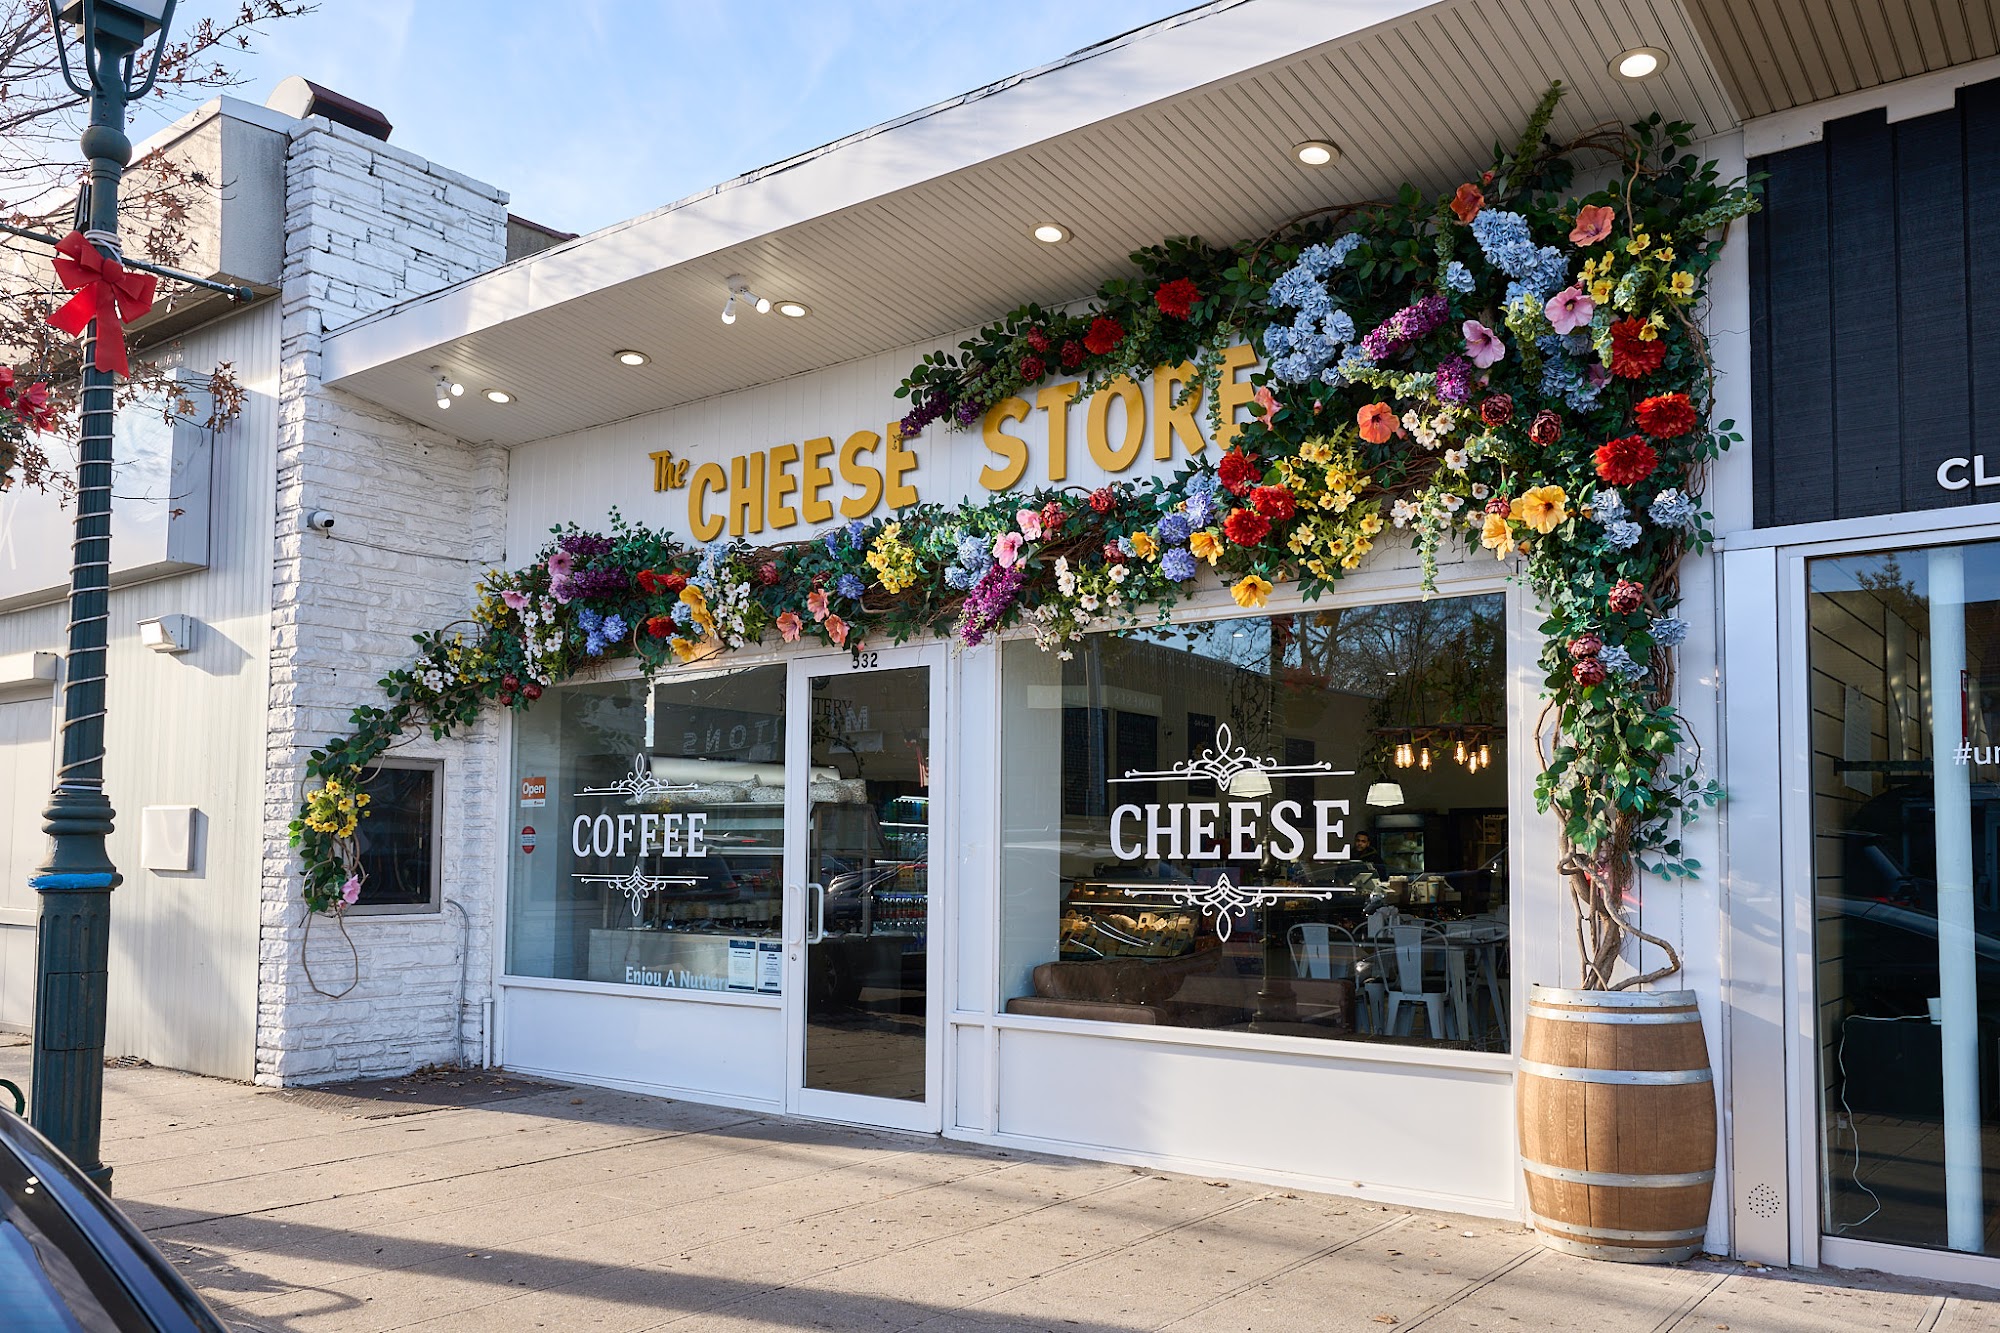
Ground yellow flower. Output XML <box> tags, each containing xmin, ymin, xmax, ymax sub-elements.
<box><xmin>1669</xmin><ymin>271</ymin><xmax>1695</xmax><ymax>298</ymax></box>
<box><xmin>1480</xmin><ymin>512</ymin><xmax>1518</xmax><ymax>558</ymax></box>
<box><xmin>1306</xmin><ymin>558</ymin><xmax>1329</xmax><ymax>578</ymax></box>
<box><xmin>1655</xmin><ymin>247</ymin><xmax>1676</xmax><ymax>265</ymax></box>
<box><xmin>1590</xmin><ymin>278</ymin><xmax>1613</xmax><ymax>304</ymax></box>
<box><xmin>1358</xmin><ymin>511</ymin><xmax>1384</xmax><ymax>537</ymax></box>
<box><xmin>1230</xmin><ymin>575</ymin><xmax>1274</xmax><ymax>609</ymax></box>
<box><xmin>1190</xmin><ymin>530</ymin><xmax>1224</xmax><ymax>565</ymax></box>
<box><xmin>1130</xmin><ymin>530</ymin><xmax>1158</xmax><ymax>559</ymax></box>
<box><xmin>1286</xmin><ymin>528</ymin><xmax>1311</xmax><ymax>555</ymax></box>
<box><xmin>669</xmin><ymin>637</ymin><xmax>701</xmax><ymax>663</ymax></box>
<box><xmin>1637</xmin><ymin>321</ymin><xmax>1660</xmax><ymax>342</ymax></box>
<box><xmin>1340</xmin><ymin>550</ymin><xmax>1365</xmax><ymax>570</ymax></box>
<box><xmin>1626</xmin><ymin>231</ymin><xmax>1652</xmax><ymax>255</ymax></box>
<box><xmin>1300</xmin><ymin>438</ymin><xmax>1334</xmax><ymax>465</ymax></box>
<box><xmin>1511</xmin><ymin>485</ymin><xmax>1568</xmax><ymax>534</ymax></box>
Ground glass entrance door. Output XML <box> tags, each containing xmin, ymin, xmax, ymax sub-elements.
<box><xmin>1806</xmin><ymin>540</ymin><xmax>2000</xmax><ymax>1257</ymax></box>
<box><xmin>784</xmin><ymin>645</ymin><xmax>942</xmax><ymax>1130</ymax></box>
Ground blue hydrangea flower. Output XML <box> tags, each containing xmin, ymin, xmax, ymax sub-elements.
<box><xmin>944</xmin><ymin>566</ymin><xmax>974</xmax><ymax>591</ymax></box>
<box><xmin>955</xmin><ymin>534</ymin><xmax>986</xmax><ymax>566</ymax></box>
<box><xmin>845</xmin><ymin>519</ymin><xmax>865</xmax><ymax>545</ymax></box>
<box><xmin>577</xmin><ymin>608</ymin><xmax>602</xmax><ymax>633</ymax></box>
<box><xmin>836</xmin><ymin>573</ymin><xmax>865</xmax><ymax>600</ymax></box>
<box><xmin>1651</xmin><ymin>616</ymin><xmax>1689</xmax><ymax>648</ymax></box>
<box><xmin>1444</xmin><ymin>260</ymin><xmax>1475</xmax><ymax>293</ymax></box>
<box><xmin>1649</xmin><ymin>488</ymin><xmax>1699</xmax><ymax>529</ymax></box>
<box><xmin>1186</xmin><ymin>491</ymin><xmax>1219</xmax><ymax>528</ymax></box>
<box><xmin>1587</xmin><ymin>489</ymin><xmax>1627</xmax><ymax>523</ymax></box>
<box><xmin>1157</xmin><ymin>513</ymin><xmax>1193</xmax><ymax>545</ymax></box>
<box><xmin>585</xmin><ymin>633</ymin><xmax>607</xmax><ymax>657</ymax></box>
<box><xmin>1267</xmin><ymin>266</ymin><xmax>1327</xmax><ymax>312</ymax></box>
<box><xmin>1598</xmin><ymin>644</ymin><xmax>1647</xmax><ymax>682</ymax></box>
<box><xmin>1263</xmin><ymin>322</ymin><xmax>1295</xmax><ymax>357</ymax></box>
<box><xmin>1161</xmin><ymin>547</ymin><xmax>1198</xmax><ymax>581</ymax></box>
<box><xmin>600</xmin><ymin>614</ymin><xmax>626</xmax><ymax>642</ymax></box>
<box><xmin>823</xmin><ymin>532</ymin><xmax>841</xmax><ymax>555</ymax></box>
<box><xmin>1323</xmin><ymin>309</ymin><xmax>1356</xmax><ymax>344</ymax></box>
<box><xmin>671</xmin><ymin>601</ymin><xmax>696</xmax><ymax>626</ymax></box>
<box><xmin>1116</xmin><ymin>537</ymin><xmax>1136</xmax><ymax>558</ymax></box>
<box><xmin>1185</xmin><ymin>469</ymin><xmax>1220</xmax><ymax>497</ymax></box>
<box><xmin>1603</xmin><ymin>519</ymin><xmax>1643</xmax><ymax>550</ymax></box>
<box><xmin>1470</xmin><ymin>210</ymin><xmax>1537</xmax><ymax>277</ymax></box>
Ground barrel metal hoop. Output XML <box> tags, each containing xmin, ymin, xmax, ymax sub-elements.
<box><xmin>1522</xmin><ymin>1159</ymin><xmax>1715</xmax><ymax>1188</ymax></box>
<box><xmin>1532</xmin><ymin>1232</ymin><xmax>1704</xmax><ymax>1263</ymax></box>
<box><xmin>1528</xmin><ymin>1008</ymin><xmax>1700</xmax><ymax>1025</ymax></box>
<box><xmin>1530</xmin><ymin>986</ymin><xmax>1698</xmax><ymax>1009</ymax></box>
<box><xmin>1517</xmin><ymin>1058</ymin><xmax>1712</xmax><ymax>1085</ymax></box>
<box><xmin>1531</xmin><ymin>1213</ymin><xmax>1707</xmax><ymax>1243</ymax></box>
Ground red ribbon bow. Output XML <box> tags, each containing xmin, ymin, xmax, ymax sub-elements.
<box><xmin>47</xmin><ymin>230</ymin><xmax>156</xmax><ymax>377</ymax></box>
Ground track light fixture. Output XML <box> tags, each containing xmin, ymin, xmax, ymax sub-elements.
<box><xmin>430</xmin><ymin>367</ymin><xmax>463</xmax><ymax>410</ymax></box>
<box><xmin>721</xmin><ymin>274</ymin><xmax>771</xmax><ymax>325</ymax></box>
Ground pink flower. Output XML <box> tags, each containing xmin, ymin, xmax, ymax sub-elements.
<box><xmin>501</xmin><ymin>590</ymin><xmax>529</xmax><ymax>610</ymax></box>
<box><xmin>339</xmin><ymin>875</ymin><xmax>361</xmax><ymax>907</ymax></box>
<box><xmin>1462</xmin><ymin>319</ymin><xmax>1506</xmax><ymax>370</ymax></box>
<box><xmin>806</xmin><ymin>588</ymin><xmax>829</xmax><ymax>621</ymax></box>
<box><xmin>547</xmin><ymin>550</ymin><xmax>574</xmax><ymax>580</ymax></box>
<box><xmin>1016</xmin><ymin>509</ymin><xmax>1043</xmax><ymax>540</ymax></box>
<box><xmin>1570</xmin><ymin>203</ymin><xmax>1615</xmax><ymax>247</ymax></box>
<box><xmin>776</xmin><ymin>611</ymin><xmax>803</xmax><ymax>642</ymax></box>
<box><xmin>993</xmin><ymin>531</ymin><xmax>1024</xmax><ymax>568</ymax></box>
<box><xmin>1544</xmin><ymin>286</ymin><xmax>1594</xmax><ymax>334</ymax></box>
<box><xmin>1254</xmin><ymin>385</ymin><xmax>1279</xmax><ymax>428</ymax></box>
<box><xmin>824</xmin><ymin>614</ymin><xmax>849</xmax><ymax>648</ymax></box>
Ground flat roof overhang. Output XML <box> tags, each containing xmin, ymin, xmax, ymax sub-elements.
<box><xmin>319</xmin><ymin>0</ymin><xmax>1995</xmax><ymax>448</ymax></box>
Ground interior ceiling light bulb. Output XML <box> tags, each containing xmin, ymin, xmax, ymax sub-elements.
<box><xmin>721</xmin><ymin>295</ymin><xmax>737</xmax><ymax>325</ymax></box>
<box><xmin>1294</xmin><ymin>140</ymin><xmax>1339</xmax><ymax>166</ymax></box>
<box><xmin>753</xmin><ymin>295</ymin><xmax>772</xmax><ymax>315</ymax></box>
<box><xmin>1032</xmin><ymin>223</ymin><xmax>1067</xmax><ymax>244</ymax></box>
<box><xmin>1613</xmin><ymin>46</ymin><xmax>1667</xmax><ymax>79</ymax></box>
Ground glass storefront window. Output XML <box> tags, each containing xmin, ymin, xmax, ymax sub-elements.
<box><xmin>999</xmin><ymin>596</ymin><xmax>1510</xmax><ymax>1050</ymax></box>
<box><xmin>1809</xmin><ymin>543</ymin><xmax>2000</xmax><ymax>1253</ymax></box>
<box><xmin>506</xmin><ymin>664</ymin><xmax>788</xmax><ymax>993</ymax></box>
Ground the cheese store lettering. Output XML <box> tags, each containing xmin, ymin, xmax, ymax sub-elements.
<box><xmin>570</xmin><ymin>812</ymin><xmax>708</xmax><ymax>860</ymax></box>
<box><xmin>661</xmin><ymin>343</ymin><xmax>1265</xmax><ymax>538</ymax></box>
<box><xmin>1109</xmin><ymin>799</ymin><xmax>1350</xmax><ymax>863</ymax></box>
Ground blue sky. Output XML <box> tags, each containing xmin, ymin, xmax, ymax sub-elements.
<box><xmin>135</xmin><ymin>1</ymin><xmax>1200</xmax><ymax>236</ymax></box>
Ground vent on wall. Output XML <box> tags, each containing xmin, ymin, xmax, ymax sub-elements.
<box><xmin>265</xmin><ymin>75</ymin><xmax>392</xmax><ymax>141</ymax></box>
<box><xmin>1745</xmin><ymin>1181</ymin><xmax>1783</xmax><ymax>1219</ymax></box>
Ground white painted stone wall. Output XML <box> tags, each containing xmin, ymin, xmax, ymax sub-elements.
<box><xmin>258</xmin><ymin>119</ymin><xmax>510</xmax><ymax>1085</ymax></box>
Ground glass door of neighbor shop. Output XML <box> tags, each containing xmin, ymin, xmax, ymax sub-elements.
<box><xmin>1803</xmin><ymin>539</ymin><xmax>2000</xmax><ymax>1265</ymax></box>
<box><xmin>783</xmin><ymin>644</ymin><xmax>944</xmax><ymax>1131</ymax></box>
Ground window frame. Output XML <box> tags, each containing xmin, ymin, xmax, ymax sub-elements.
<box><xmin>346</xmin><ymin>756</ymin><xmax>444</xmax><ymax>916</ymax></box>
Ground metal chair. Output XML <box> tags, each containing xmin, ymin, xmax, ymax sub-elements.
<box><xmin>1381</xmin><ymin>922</ymin><xmax>1466</xmax><ymax>1040</ymax></box>
<box><xmin>1288</xmin><ymin>922</ymin><xmax>1383</xmax><ymax>1033</ymax></box>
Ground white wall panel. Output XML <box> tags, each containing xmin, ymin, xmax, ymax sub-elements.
<box><xmin>500</xmin><ymin>983</ymin><xmax>784</xmax><ymax>1111</ymax></box>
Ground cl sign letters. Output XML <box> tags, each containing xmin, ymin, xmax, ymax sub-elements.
<box><xmin>1936</xmin><ymin>455</ymin><xmax>2000</xmax><ymax>491</ymax></box>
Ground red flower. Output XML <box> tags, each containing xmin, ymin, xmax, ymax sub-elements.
<box><xmin>1567</xmin><ymin>633</ymin><xmax>1603</xmax><ymax>660</ymax></box>
<box><xmin>1485</xmin><ymin>497</ymin><xmax>1512</xmax><ymax>516</ymax></box>
<box><xmin>1450</xmin><ymin>182</ymin><xmax>1485</xmax><ymax>224</ymax></box>
<box><xmin>1608</xmin><ymin>579</ymin><xmax>1646</xmax><ymax>615</ymax></box>
<box><xmin>523</xmin><ymin>682</ymin><xmax>543</xmax><ymax>701</ymax></box>
<box><xmin>1479</xmin><ymin>394</ymin><xmax>1514</xmax><ymax>427</ymax></box>
<box><xmin>1528</xmin><ymin>410</ymin><xmax>1563</xmax><ymax>447</ymax></box>
<box><xmin>1025</xmin><ymin>327</ymin><xmax>1050</xmax><ymax>353</ymax></box>
<box><xmin>1571</xmin><ymin>658</ymin><xmax>1608</xmax><ymax>686</ymax></box>
<box><xmin>1218</xmin><ymin>449</ymin><xmax>1261</xmax><ymax>496</ymax></box>
<box><xmin>1059</xmin><ymin>340</ymin><xmax>1084</xmax><ymax>371</ymax></box>
<box><xmin>636</xmin><ymin>568</ymin><xmax>664</xmax><ymax>594</ymax></box>
<box><xmin>644</xmin><ymin>615</ymin><xmax>674</xmax><ymax>638</ymax></box>
<box><xmin>659</xmin><ymin>571</ymin><xmax>688</xmax><ymax>594</ymax></box>
<box><xmin>1609</xmin><ymin>319</ymin><xmax>1666</xmax><ymax>379</ymax></box>
<box><xmin>1040</xmin><ymin>500</ymin><xmax>1065</xmax><ymax>533</ymax></box>
<box><xmin>1089</xmin><ymin>487</ymin><xmax>1115</xmax><ymax>514</ymax></box>
<box><xmin>1082</xmin><ymin>316</ymin><xmax>1125</xmax><ymax>357</ymax></box>
<box><xmin>1250</xmin><ymin>484</ymin><xmax>1296</xmax><ymax>521</ymax></box>
<box><xmin>18</xmin><ymin>382</ymin><xmax>53</xmax><ymax>431</ymax></box>
<box><xmin>1223</xmin><ymin>508</ymin><xmax>1272</xmax><ymax>546</ymax></box>
<box><xmin>1594</xmin><ymin>434</ymin><xmax>1659</xmax><ymax>486</ymax></box>
<box><xmin>1154</xmin><ymin>277</ymin><xmax>1199</xmax><ymax>320</ymax></box>
<box><xmin>1019</xmin><ymin>354</ymin><xmax>1046</xmax><ymax>382</ymax></box>
<box><xmin>1634</xmin><ymin>392</ymin><xmax>1697</xmax><ymax>439</ymax></box>
<box><xmin>1102</xmin><ymin>543</ymin><xmax>1127</xmax><ymax>564</ymax></box>
<box><xmin>757</xmin><ymin>562</ymin><xmax>780</xmax><ymax>587</ymax></box>
<box><xmin>0</xmin><ymin>366</ymin><xmax>13</xmax><ymax>409</ymax></box>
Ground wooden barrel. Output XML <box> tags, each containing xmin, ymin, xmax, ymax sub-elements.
<box><xmin>1518</xmin><ymin>985</ymin><xmax>1715</xmax><ymax>1263</ymax></box>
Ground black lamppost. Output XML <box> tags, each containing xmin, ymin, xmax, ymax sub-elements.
<box><xmin>33</xmin><ymin>0</ymin><xmax>178</xmax><ymax>1189</ymax></box>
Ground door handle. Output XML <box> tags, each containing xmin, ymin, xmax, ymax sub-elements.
<box><xmin>808</xmin><ymin>881</ymin><xmax>826</xmax><ymax>944</ymax></box>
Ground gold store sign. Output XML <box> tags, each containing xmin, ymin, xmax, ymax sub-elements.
<box><xmin>650</xmin><ymin>343</ymin><xmax>1261</xmax><ymax>540</ymax></box>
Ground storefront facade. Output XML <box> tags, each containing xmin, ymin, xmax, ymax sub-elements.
<box><xmin>27</xmin><ymin>0</ymin><xmax>1968</xmax><ymax>1291</ymax></box>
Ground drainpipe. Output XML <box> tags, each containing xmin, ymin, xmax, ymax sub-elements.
<box><xmin>1926</xmin><ymin>544</ymin><xmax>1983</xmax><ymax>1252</ymax></box>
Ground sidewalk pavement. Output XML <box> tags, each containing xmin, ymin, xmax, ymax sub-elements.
<box><xmin>1</xmin><ymin>1036</ymin><xmax>1995</xmax><ymax>1333</ymax></box>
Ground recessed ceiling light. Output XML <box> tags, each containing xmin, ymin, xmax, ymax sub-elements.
<box><xmin>484</xmin><ymin>389</ymin><xmax>515</xmax><ymax>405</ymax></box>
<box><xmin>1294</xmin><ymin>140</ymin><xmax>1339</xmax><ymax>167</ymax></box>
<box><xmin>776</xmin><ymin>300</ymin><xmax>810</xmax><ymax>319</ymax></box>
<box><xmin>1612</xmin><ymin>46</ymin><xmax>1668</xmax><ymax>79</ymax></box>
<box><xmin>1032</xmin><ymin>223</ymin><xmax>1068</xmax><ymax>244</ymax></box>
<box><xmin>613</xmin><ymin>349</ymin><xmax>650</xmax><ymax>367</ymax></box>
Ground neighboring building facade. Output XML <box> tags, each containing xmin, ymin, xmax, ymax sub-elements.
<box><xmin>4</xmin><ymin>0</ymin><xmax>1998</xmax><ymax>1293</ymax></box>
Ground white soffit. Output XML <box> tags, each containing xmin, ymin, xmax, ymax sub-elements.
<box><xmin>323</xmin><ymin>0</ymin><xmax>1738</xmax><ymax>447</ymax></box>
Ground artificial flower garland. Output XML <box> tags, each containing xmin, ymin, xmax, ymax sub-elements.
<box><xmin>293</xmin><ymin>86</ymin><xmax>1756</xmax><ymax>992</ymax></box>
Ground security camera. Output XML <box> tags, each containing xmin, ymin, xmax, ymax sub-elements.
<box><xmin>305</xmin><ymin>510</ymin><xmax>336</xmax><ymax>532</ymax></box>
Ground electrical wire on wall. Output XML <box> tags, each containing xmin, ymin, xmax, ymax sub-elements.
<box><xmin>1831</xmin><ymin>1012</ymin><xmax>1932</xmax><ymax>1233</ymax></box>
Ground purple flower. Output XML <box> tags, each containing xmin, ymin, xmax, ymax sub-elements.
<box><xmin>954</xmin><ymin>398</ymin><xmax>984</xmax><ymax>426</ymax></box>
<box><xmin>1161</xmin><ymin>547</ymin><xmax>1198</xmax><ymax>581</ymax></box>
<box><xmin>1359</xmin><ymin>294</ymin><xmax>1451</xmax><ymax>362</ymax></box>
<box><xmin>957</xmin><ymin>563</ymin><xmax>1027</xmax><ymax>647</ymax></box>
<box><xmin>836</xmin><ymin>573</ymin><xmax>865</xmax><ymax>600</ymax></box>
<box><xmin>559</xmin><ymin>532</ymin><xmax>615</xmax><ymax>558</ymax></box>
<box><xmin>1461</xmin><ymin>319</ymin><xmax>1505</xmax><ymax>370</ymax></box>
<box><xmin>567</xmin><ymin>566</ymin><xmax>630</xmax><ymax>599</ymax></box>
<box><xmin>1434</xmin><ymin>355</ymin><xmax>1473</xmax><ymax>403</ymax></box>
